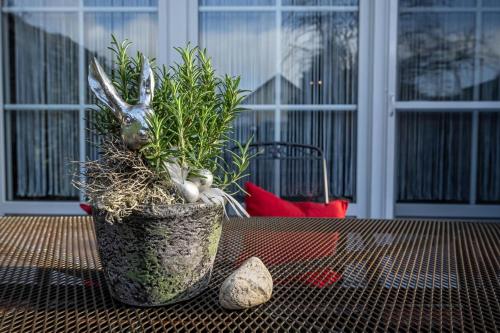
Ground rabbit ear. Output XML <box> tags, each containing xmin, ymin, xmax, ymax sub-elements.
<box><xmin>88</xmin><ymin>57</ymin><xmax>129</xmax><ymax>119</ymax></box>
<box><xmin>138</xmin><ymin>55</ymin><xmax>154</xmax><ymax>107</ymax></box>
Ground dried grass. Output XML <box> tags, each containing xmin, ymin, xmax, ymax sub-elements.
<box><xmin>74</xmin><ymin>140</ymin><xmax>180</xmax><ymax>222</ymax></box>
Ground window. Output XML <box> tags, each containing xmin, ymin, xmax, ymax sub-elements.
<box><xmin>199</xmin><ymin>0</ymin><xmax>359</xmax><ymax>202</ymax></box>
<box><xmin>395</xmin><ymin>0</ymin><xmax>500</xmax><ymax>214</ymax></box>
<box><xmin>1</xmin><ymin>1</ymin><xmax>158</xmax><ymax>201</ymax></box>
<box><xmin>2</xmin><ymin>1</ymin><xmax>497</xmax><ymax>217</ymax></box>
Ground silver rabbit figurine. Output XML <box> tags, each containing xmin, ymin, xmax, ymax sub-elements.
<box><xmin>88</xmin><ymin>55</ymin><xmax>154</xmax><ymax>150</ymax></box>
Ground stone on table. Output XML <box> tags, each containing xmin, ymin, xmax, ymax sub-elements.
<box><xmin>219</xmin><ymin>257</ymin><xmax>273</xmax><ymax>310</ymax></box>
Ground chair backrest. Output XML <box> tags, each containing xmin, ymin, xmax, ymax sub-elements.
<box><xmin>230</xmin><ymin>142</ymin><xmax>330</xmax><ymax>203</ymax></box>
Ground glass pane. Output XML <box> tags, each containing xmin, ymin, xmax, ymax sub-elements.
<box><xmin>281</xmin><ymin>11</ymin><xmax>358</xmax><ymax>104</ymax></box>
<box><xmin>84</xmin><ymin>0</ymin><xmax>157</xmax><ymax>6</ymax></box>
<box><xmin>2</xmin><ymin>12</ymin><xmax>79</xmax><ymax>104</ymax></box>
<box><xmin>200</xmin><ymin>12</ymin><xmax>276</xmax><ymax>104</ymax></box>
<box><xmin>200</xmin><ymin>0</ymin><xmax>275</xmax><ymax>5</ymax></box>
<box><xmin>399</xmin><ymin>0</ymin><xmax>476</xmax><ymax>7</ymax></box>
<box><xmin>281</xmin><ymin>111</ymin><xmax>356</xmax><ymax>201</ymax></box>
<box><xmin>227</xmin><ymin>111</ymin><xmax>275</xmax><ymax>196</ymax></box>
<box><xmin>5</xmin><ymin>0</ymin><xmax>78</xmax><ymax>6</ymax></box>
<box><xmin>85</xmin><ymin>109</ymin><xmax>101</xmax><ymax>161</ymax></box>
<box><xmin>397</xmin><ymin>12</ymin><xmax>476</xmax><ymax>101</ymax></box>
<box><xmin>5</xmin><ymin>110</ymin><xmax>80</xmax><ymax>200</ymax></box>
<box><xmin>477</xmin><ymin>112</ymin><xmax>500</xmax><ymax>203</ymax></box>
<box><xmin>283</xmin><ymin>0</ymin><xmax>358</xmax><ymax>5</ymax></box>
<box><xmin>84</xmin><ymin>12</ymin><xmax>158</xmax><ymax>103</ymax></box>
<box><xmin>397</xmin><ymin>112</ymin><xmax>471</xmax><ymax>203</ymax></box>
<box><xmin>479</xmin><ymin>13</ymin><xmax>500</xmax><ymax>101</ymax></box>
<box><xmin>483</xmin><ymin>0</ymin><xmax>500</xmax><ymax>6</ymax></box>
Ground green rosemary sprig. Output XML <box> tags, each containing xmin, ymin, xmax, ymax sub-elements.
<box><xmin>93</xmin><ymin>37</ymin><xmax>252</xmax><ymax>192</ymax></box>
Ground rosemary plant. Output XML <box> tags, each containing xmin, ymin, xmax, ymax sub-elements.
<box><xmin>91</xmin><ymin>37</ymin><xmax>252</xmax><ymax>195</ymax></box>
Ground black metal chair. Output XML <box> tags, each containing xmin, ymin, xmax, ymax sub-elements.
<box><xmin>230</xmin><ymin>142</ymin><xmax>330</xmax><ymax>204</ymax></box>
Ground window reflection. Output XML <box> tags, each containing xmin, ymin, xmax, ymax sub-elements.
<box><xmin>200</xmin><ymin>12</ymin><xmax>277</xmax><ymax>104</ymax></box>
<box><xmin>282</xmin><ymin>11</ymin><xmax>358</xmax><ymax>104</ymax></box>
<box><xmin>398</xmin><ymin>12</ymin><xmax>476</xmax><ymax>101</ymax></box>
<box><xmin>480</xmin><ymin>13</ymin><xmax>500</xmax><ymax>100</ymax></box>
<box><xmin>2</xmin><ymin>3</ymin><xmax>158</xmax><ymax>201</ymax></box>
<box><xmin>396</xmin><ymin>1</ymin><xmax>500</xmax><ymax>209</ymax></box>
<box><xmin>200</xmin><ymin>5</ymin><xmax>359</xmax><ymax>202</ymax></box>
<box><xmin>398</xmin><ymin>6</ymin><xmax>500</xmax><ymax>102</ymax></box>
<box><xmin>84</xmin><ymin>12</ymin><xmax>158</xmax><ymax>103</ymax></box>
<box><xmin>2</xmin><ymin>12</ymin><xmax>79</xmax><ymax>104</ymax></box>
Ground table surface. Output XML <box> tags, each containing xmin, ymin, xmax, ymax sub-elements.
<box><xmin>0</xmin><ymin>216</ymin><xmax>499</xmax><ymax>332</ymax></box>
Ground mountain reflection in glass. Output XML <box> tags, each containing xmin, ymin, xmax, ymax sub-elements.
<box><xmin>84</xmin><ymin>12</ymin><xmax>158</xmax><ymax>104</ymax></box>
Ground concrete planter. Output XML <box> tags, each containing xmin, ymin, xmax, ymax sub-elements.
<box><xmin>93</xmin><ymin>202</ymin><xmax>224</xmax><ymax>306</ymax></box>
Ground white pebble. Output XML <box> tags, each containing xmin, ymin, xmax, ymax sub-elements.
<box><xmin>219</xmin><ymin>257</ymin><xmax>273</xmax><ymax>310</ymax></box>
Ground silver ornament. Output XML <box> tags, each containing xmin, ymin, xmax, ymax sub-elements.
<box><xmin>189</xmin><ymin>169</ymin><xmax>214</xmax><ymax>192</ymax></box>
<box><xmin>88</xmin><ymin>55</ymin><xmax>155</xmax><ymax>150</ymax></box>
<box><xmin>178</xmin><ymin>181</ymin><xmax>200</xmax><ymax>203</ymax></box>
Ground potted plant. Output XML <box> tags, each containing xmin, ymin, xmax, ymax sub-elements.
<box><xmin>76</xmin><ymin>37</ymin><xmax>251</xmax><ymax>306</ymax></box>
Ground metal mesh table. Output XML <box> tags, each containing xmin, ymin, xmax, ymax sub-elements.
<box><xmin>0</xmin><ymin>216</ymin><xmax>499</xmax><ymax>332</ymax></box>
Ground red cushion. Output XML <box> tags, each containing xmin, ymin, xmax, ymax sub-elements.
<box><xmin>245</xmin><ymin>182</ymin><xmax>348</xmax><ymax>218</ymax></box>
<box><xmin>245</xmin><ymin>182</ymin><xmax>305</xmax><ymax>217</ymax></box>
<box><xmin>80</xmin><ymin>203</ymin><xmax>92</xmax><ymax>215</ymax></box>
<box><xmin>293</xmin><ymin>201</ymin><xmax>348</xmax><ymax>218</ymax></box>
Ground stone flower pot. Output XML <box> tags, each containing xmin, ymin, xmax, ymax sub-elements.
<box><xmin>93</xmin><ymin>202</ymin><xmax>224</xmax><ymax>306</ymax></box>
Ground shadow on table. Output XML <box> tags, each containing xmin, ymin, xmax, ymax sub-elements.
<box><xmin>0</xmin><ymin>266</ymin><xmax>113</xmax><ymax>310</ymax></box>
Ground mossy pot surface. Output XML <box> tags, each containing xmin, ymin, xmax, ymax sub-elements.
<box><xmin>93</xmin><ymin>202</ymin><xmax>224</xmax><ymax>307</ymax></box>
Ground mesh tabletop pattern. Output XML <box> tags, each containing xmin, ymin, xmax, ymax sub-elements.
<box><xmin>0</xmin><ymin>216</ymin><xmax>499</xmax><ymax>332</ymax></box>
